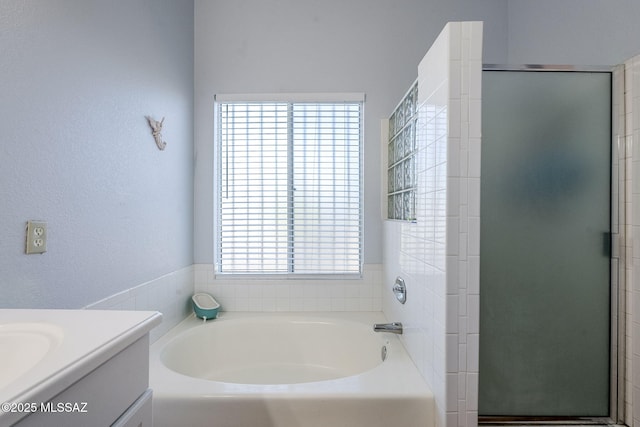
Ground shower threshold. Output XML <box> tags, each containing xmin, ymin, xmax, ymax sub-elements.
<box><xmin>478</xmin><ymin>416</ymin><xmax>619</xmax><ymax>426</ymax></box>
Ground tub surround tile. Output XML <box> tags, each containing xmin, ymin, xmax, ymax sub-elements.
<box><xmin>85</xmin><ymin>265</ymin><xmax>194</xmax><ymax>342</ymax></box>
<box><xmin>194</xmin><ymin>263</ymin><xmax>383</xmax><ymax>312</ymax></box>
<box><xmin>88</xmin><ymin>263</ymin><xmax>383</xmax><ymax>340</ymax></box>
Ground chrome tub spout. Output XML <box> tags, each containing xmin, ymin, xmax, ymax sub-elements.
<box><xmin>373</xmin><ymin>322</ymin><xmax>403</xmax><ymax>334</ymax></box>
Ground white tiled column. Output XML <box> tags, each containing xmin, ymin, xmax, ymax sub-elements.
<box><xmin>434</xmin><ymin>21</ymin><xmax>482</xmax><ymax>427</ymax></box>
<box><xmin>445</xmin><ymin>22</ymin><xmax>483</xmax><ymax>427</ymax></box>
<box><xmin>626</xmin><ymin>54</ymin><xmax>640</xmax><ymax>427</ymax></box>
<box><xmin>382</xmin><ymin>21</ymin><xmax>482</xmax><ymax>427</ymax></box>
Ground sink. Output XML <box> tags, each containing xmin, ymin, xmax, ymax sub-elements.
<box><xmin>0</xmin><ymin>323</ymin><xmax>64</xmax><ymax>390</ymax></box>
<box><xmin>0</xmin><ymin>310</ymin><xmax>162</xmax><ymax>426</ymax></box>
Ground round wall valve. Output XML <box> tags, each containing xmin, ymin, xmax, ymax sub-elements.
<box><xmin>393</xmin><ymin>277</ymin><xmax>407</xmax><ymax>304</ymax></box>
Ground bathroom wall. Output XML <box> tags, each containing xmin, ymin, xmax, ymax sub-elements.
<box><xmin>191</xmin><ymin>0</ymin><xmax>505</xmax><ymax>318</ymax></box>
<box><xmin>193</xmin><ymin>0</ymin><xmax>508</xmax><ymax>269</ymax></box>
<box><xmin>506</xmin><ymin>0</ymin><xmax>640</xmax><ymax>66</ymax></box>
<box><xmin>383</xmin><ymin>22</ymin><xmax>482</xmax><ymax>427</ymax></box>
<box><xmin>0</xmin><ymin>0</ymin><xmax>194</xmax><ymax>309</ymax></box>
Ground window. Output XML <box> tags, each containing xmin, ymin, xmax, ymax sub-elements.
<box><xmin>387</xmin><ymin>80</ymin><xmax>418</xmax><ymax>221</ymax></box>
<box><xmin>215</xmin><ymin>94</ymin><xmax>363</xmax><ymax>276</ymax></box>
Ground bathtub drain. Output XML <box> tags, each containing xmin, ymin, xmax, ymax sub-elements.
<box><xmin>381</xmin><ymin>345</ymin><xmax>387</xmax><ymax>361</ymax></box>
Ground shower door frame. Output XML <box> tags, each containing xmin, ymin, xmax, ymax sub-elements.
<box><xmin>478</xmin><ymin>65</ymin><xmax>626</xmax><ymax>426</ymax></box>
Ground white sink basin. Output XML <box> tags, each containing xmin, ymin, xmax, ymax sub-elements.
<box><xmin>0</xmin><ymin>310</ymin><xmax>162</xmax><ymax>426</ymax></box>
<box><xmin>0</xmin><ymin>323</ymin><xmax>64</xmax><ymax>390</ymax></box>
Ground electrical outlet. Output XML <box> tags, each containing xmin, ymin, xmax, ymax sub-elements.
<box><xmin>26</xmin><ymin>221</ymin><xmax>47</xmax><ymax>254</ymax></box>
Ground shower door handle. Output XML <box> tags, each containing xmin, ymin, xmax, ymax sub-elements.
<box><xmin>602</xmin><ymin>231</ymin><xmax>611</xmax><ymax>258</ymax></box>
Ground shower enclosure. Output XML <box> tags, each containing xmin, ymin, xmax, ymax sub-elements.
<box><xmin>479</xmin><ymin>69</ymin><xmax>617</xmax><ymax>420</ymax></box>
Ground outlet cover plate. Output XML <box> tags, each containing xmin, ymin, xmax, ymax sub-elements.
<box><xmin>26</xmin><ymin>221</ymin><xmax>47</xmax><ymax>254</ymax></box>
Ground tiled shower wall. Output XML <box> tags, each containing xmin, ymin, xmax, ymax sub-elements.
<box><xmin>626</xmin><ymin>54</ymin><xmax>640</xmax><ymax>427</ymax></box>
<box><xmin>382</xmin><ymin>22</ymin><xmax>482</xmax><ymax>427</ymax></box>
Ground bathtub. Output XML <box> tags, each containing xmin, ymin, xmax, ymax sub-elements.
<box><xmin>150</xmin><ymin>312</ymin><xmax>434</xmax><ymax>427</ymax></box>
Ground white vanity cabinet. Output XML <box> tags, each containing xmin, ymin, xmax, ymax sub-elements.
<box><xmin>112</xmin><ymin>389</ymin><xmax>153</xmax><ymax>427</ymax></box>
<box><xmin>0</xmin><ymin>310</ymin><xmax>162</xmax><ymax>427</ymax></box>
<box><xmin>15</xmin><ymin>336</ymin><xmax>153</xmax><ymax>427</ymax></box>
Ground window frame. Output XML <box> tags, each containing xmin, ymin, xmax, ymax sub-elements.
<box><xmin>213</xmin><ymin>93</ymin><xmax>365</xmax><ymax>279</ymax></box>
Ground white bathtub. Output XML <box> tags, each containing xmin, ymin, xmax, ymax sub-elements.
<box><xmin>150</xmin><ymin>312</ymin><xmax>434</xmax><ymax>427</ymax></box>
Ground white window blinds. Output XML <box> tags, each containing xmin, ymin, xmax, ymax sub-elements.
<box><xmin>216</xmin><ymin>96</ymin><xmax>363</xmax><ymax>275</ymax></box>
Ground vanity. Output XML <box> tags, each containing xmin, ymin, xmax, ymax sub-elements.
<box><xmin>0</xmin><ymin>309</ymin><xmax>162</xmax><ymax>427</ymax></box>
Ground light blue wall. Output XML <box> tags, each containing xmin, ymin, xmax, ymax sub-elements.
<box><xmin>4</xmin><ymin>1</ymin><xmax>640</xmax><ymax>309</ymax></box>
<box><xmin>193</xmin><ymin>0</ymin><xmax>509</xmax><ymax>266</ymax></box>
<box><xmin>0</xmin><ymin>0</ymin><xmax>194</xmax><ymax>308</ymax></box>
<box><xmin>507</xmin><ymin>0</ymin><xmax>640</xmax><ymax>66</ymax></box>
<box><xmin>192</xmin><ymin>0</ymin><xmax>640</xmax><ymax>266</ymax></box>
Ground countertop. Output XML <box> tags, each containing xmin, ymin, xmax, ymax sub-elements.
<box><xmin>0</xmin><ymin>309</ymin><xmax>162</xmax><ymax>426</ymax></box>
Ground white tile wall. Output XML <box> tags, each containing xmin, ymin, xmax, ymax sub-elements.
<box><xmin>626</xmin><ymin>55</ymin><xmax>640</xmax><ymax>427</ymax></box>
<box><xmin>86</xmin><ymin>262</ymin><xmax>382</xmax><ymax>344</ymax></box>
<box><xmin>612</xmin><ymin>61</ymin><xmax>632</xmax><ymax>426</ymax></box>
<box><xmin>383</xmin><ymin>21</ymin><xmax>483</xmax><ymax>427</ymax></box>
<box><xmin>85</xmin><ymin>265</ymin><xmax>194</xmax><ymax>342</ymax></box>
<box><xmin>194</xmin><ymin>263</ymin><xmax>383</xmax><ymax>312</ymax></box>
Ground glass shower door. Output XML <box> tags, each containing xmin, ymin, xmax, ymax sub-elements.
<box><xmin>479</xmin><ymin>70</ymin><xmax>612</xmax><ymax>417</ymax></box>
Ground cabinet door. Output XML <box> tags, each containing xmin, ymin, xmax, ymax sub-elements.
<box><xmin>111</xmin><ymin>389</ymin><xmax>152</xmax><ymax>427</ymax></box>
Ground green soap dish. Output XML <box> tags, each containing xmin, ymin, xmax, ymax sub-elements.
<box><xmin>192</xmin><ymin>293</ymin><xmax>220</xmax><ymax>320</ymax></box>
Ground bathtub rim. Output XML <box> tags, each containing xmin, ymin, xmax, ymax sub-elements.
<box><xmin>158</xmin><ymin>313</ymin><xmax>388</xmax><ymax>384</ymax></box>
<box><xmin>149</xmin><ymin>311</ymin><xmax>434</xmax><ymax>399</ymax></box>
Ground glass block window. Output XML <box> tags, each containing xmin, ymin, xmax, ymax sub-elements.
<box><xmin>387</xmin><ymin>81</ymin><xmax>418</xmax><ymax>221</ymax></box>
